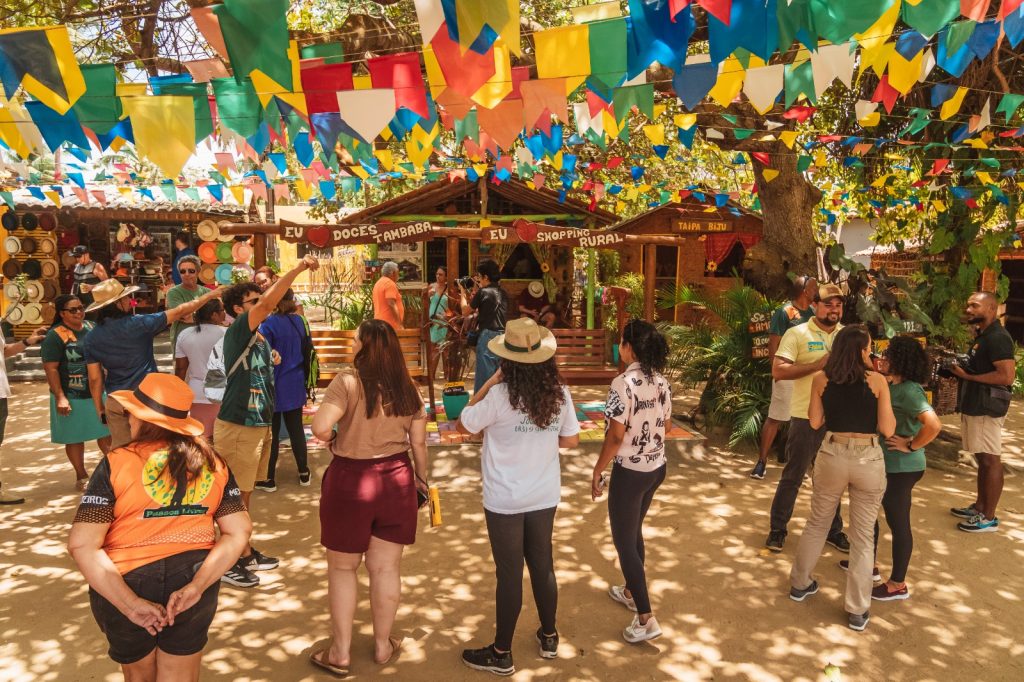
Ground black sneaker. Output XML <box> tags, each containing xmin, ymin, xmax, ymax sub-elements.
<box><xmin>254</xmin><ymin>479</ymin><xmax>277</xmax><ymax>492</ymax></box>
<box><xmin>298</xmin><ymin>470</ymin><xmax>311</xmax><ymax>487</ymax></box>
<box><xmin>765</xmin><ymin>530</ymin><xmax>786</xmax><ymax>552</ymax></box>
<box><xmin>839</xmin><ymin>559</ymin><xmax>881</xmax><ymax>583</ymax></box>
<box><xmin>246</xmin><ymin>548</ymin><xmax>280</xmax><ymax>571</ymax></box>
<box><xmin>950</xmin><ymin>504</ymin><xmax>980</xmax><ymax>519</ymax></box>
<box><xmin>221</xmin><ymin>558</ymin><xmax>260</xmax><ymax>588</ymax></box>
<box><xmin>848</xmin><ymin>611</ymin><xmax>870</xmax><ymax>631</ymax></box>
<box><xmin>536</xmin><ymin>627</ymin><xmax>558</xmax><ymax>659</ymax></box>
<box><xmin>826</xmin><ymin>532</ymin><xmax>850</xmax><ymax>553</ymax></box>
<box><xmin>461</xmin><ymin>644</ymin><xmax>515</xmax><ymax>676</ymax></box>
<box><xmin>749</xmin><ymin>460</ymin><xmax>766</xmax><ymax>480</ymax></box>
<box><xmin>789</xmin><ymin>579</ymin><xmax>819</xmax><ymax>602</ymax></box>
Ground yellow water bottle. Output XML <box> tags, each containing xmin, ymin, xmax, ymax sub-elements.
<box><xmin>428</xmin><ymin>485</ymin><xmax>442</xmax><ymax>528</ymax></box>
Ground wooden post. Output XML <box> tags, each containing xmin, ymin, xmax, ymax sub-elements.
<box><xmin>644</xmin><ymin>244</ymin><xmax>657</xmax><ymax>321</ymax></box>
<box><xmin>586</xmin><ymin>248</ymin><xmax>596</xmax><ymax>329</ymax></box>
<box><xmin>447</xmin><ymin>236</ymin><xmax>459</xmax><ymax>282</ymax></box>
<box><xmin>253</xmin><ymin>234</ymin><xmax>267</xmax><ymax>269</ymax></box>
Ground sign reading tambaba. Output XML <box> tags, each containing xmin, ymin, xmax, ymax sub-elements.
<box><xmin>281</xmin><ymin>221</ymin><xmax>435</xmax><ymax>247</ymax></box>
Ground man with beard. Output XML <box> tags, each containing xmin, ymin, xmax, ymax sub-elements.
<box><xmin>765</xmin><ymin>284</ymin><xmax>849</xmax><ymax>553</ymax></box>
<box><xmin>948</xmin><ymin>292</ymin><xmax>1015</xmax><ymax>533</ymax></box>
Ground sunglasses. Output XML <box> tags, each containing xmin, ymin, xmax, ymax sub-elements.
<box><xmin>62</xmin><ymin>306</ymin><xmax>84</xmax><ymax>313</ymax></box>
<box><xmin>242</xmin><ymin>297</ymin><xmax>260</xmax><ymax>306</ymax></box>
<box><xmin>179</xmin><ymin>268</ymin><xmax>197</xmax><ymax>274</ymax></box>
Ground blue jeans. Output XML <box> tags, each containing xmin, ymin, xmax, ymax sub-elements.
<box><xmin>474</xmin><ymin>328</ymin><xmax>502</xmax><ymax>392</ymax></box>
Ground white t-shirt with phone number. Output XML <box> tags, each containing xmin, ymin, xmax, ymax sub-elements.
<box><xmin>459</xmin><ymin>383</ymin><xmax>580</xmax><ymax>514</ymax></box>
<box><xmin>605</xmin><ymin>363</ymin><xmax>672</xmax><ymax>472</ymax></box>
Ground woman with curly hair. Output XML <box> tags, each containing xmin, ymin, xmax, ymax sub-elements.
<box><xmin>456</xmin><ymin>318</ymin><xmax>580</xmax><ymax>676</ymax></box>
<box><xmin>866</xmin><ymin>336</ymin><xmax>942</xmax><ymax>602</ymax></box>
<box><xmin>591</xmin><ymin>320</ymin><xmax>672</xmax><ymax>644</ymax></box>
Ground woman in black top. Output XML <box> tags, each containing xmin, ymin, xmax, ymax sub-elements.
<box><xmin>789</xmin><ymin>325</ymin><xmax>895</xmax><ymax>632</ymax></box>
<box><xmin>458</xmin><ymin>259</ymin><xmax>508</xmax><ymax>392</ymax></box>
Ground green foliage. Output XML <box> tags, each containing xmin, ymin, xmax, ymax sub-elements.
<box><xmin>1013</xmin><ymin>345</ymin><xmax>1024</xmax><ymax>400</ymax></box>
<box><xmin>659</xmin><ymin>284</ymin><xmax>778</xmax><ymax>448</ymax></box>
<box><xmin>602</xmin><ymin>272</ymin><xmax>645</xmax><ymax>332</ymax></box>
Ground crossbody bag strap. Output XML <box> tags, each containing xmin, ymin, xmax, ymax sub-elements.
<box><xmin>227</xmin><ymin>332</ymin><xmax>259</xmax><ymax>377</ymax></box>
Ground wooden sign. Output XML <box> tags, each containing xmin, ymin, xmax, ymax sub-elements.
<box><xmin>482</xmin><ymin>220</ymin><xmax>625</xmax><ymax>248</ymax></box>
<box><xmin>280</xmin><ymin>220</ymin><xmax>436</xmax><ymax>248</ymax></box>
<box><xmin>675</xmin><ymin>220</ymin><xmax>730</xmax><ymax>233</ymax></box>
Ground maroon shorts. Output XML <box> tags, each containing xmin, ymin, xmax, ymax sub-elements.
<box><xmin>320</xmin><ymin>452</ymin><xmax>418</xmax><ymax>553</ymax></box>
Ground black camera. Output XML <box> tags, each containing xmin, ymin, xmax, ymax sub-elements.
<box><xmin>936</xmin><ymin>353</ymin><xmax>969</xmax><ymax>379</ymax></box>
<box><xmin>457</xmin><ymin>276</ymin><xmax>476</xmax><ymax>290</ymax></box>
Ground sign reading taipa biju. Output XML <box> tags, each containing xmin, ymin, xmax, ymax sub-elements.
<box><xmin>280</xmin><ymin>220</ymin><xmax>436</xmax><ymax>248</ymax></box>
<box><xmin>675</xmin><ymin>220</ymin><xmax>730</xmax><ymax>233</ymax></box>
<box><xmin>482</xmin><ymin>220</ymin><xmax>624</xmax><ymax>248</ymax></box>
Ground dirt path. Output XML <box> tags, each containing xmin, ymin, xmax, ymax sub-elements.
<box><xmin>0</xmin><ymin>382</ymin><xmax>1021</xmax><ymax>681</ymax></box>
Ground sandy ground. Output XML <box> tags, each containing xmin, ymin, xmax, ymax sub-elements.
<box><xmin>1</xmin><ymin>381</ymin><xmax>1022</xmax><ymax>682</ymax></box>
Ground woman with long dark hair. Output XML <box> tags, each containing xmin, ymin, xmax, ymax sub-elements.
<box><xmin>309</xmin><ymin>319</ymin><xmax>429</xmax><ymax>675</ymax></box>
<box><xmin>41</xmin><ymin>294</ymin><xmax>111</xmax><ymax>489</ymax></box>
<box><xmin>456</xmin><ymin>318</ymin><xmax>580</xmax><ymax>675</ymax></box>
<box><xmin>591</xmin><ymin>320</ymin><xmax>672</xmax><ymax>643</ymax></box>
<box><xmin>789</xmin><ymin>325</ymin><xmax>896</xmax><ymax>632</ymax></box>
<box><xmin>68</xmin><ymin>373</ymin><xmax>251</xmax><ymax>680</ymax></box>
<box><xmin>174</xmin><ymin>298</ymin><xmax>227</xmax><ymax>438</ymax></box>
<box><xmin>865</xmin><ymin>336</ymin><xmax>941</xmax><ymax>601</ymax></box>
<box><xmin>256</xmin><ymin>289</ymin><xmax>312</xmax><ymax>491</ymax></box>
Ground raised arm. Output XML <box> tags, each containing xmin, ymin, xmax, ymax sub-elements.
<box><xmin>165</xmin><ymin>287</ymin><xmax>223</xmax><ymax>325</ymax></box>
<box><xmin>248</xmin><ymin>256</ymin><xmax>319</xmax><ymax>331</ymax></box>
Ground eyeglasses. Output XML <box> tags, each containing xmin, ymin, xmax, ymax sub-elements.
<box><xmin>62</xmin><ymin>306</ymin><xmax>84</xmax><ymax>313</ymax></box>
<box><xmin>242</xmin><ymin>297</ymin><xmax>260</xmax><ymax>306</ymax></box>
<box><xmin>178</xmin><ymin>268</ymin><xmax>197</xmax><ymax>274</ymax></box>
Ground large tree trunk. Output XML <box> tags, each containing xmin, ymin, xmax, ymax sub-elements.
<box><xmin>744</xmin><ymin>152</ymin><xmax>822</xmax><ymax>297</ymax></box>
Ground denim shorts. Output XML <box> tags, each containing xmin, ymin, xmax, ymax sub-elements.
<box><xmin>89</xmin><ymin>549</ymin><xmax>218</xmax><ymax>664</ymax></box>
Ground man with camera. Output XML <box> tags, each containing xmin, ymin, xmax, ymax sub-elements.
<box><xmin>947</xmin><ymin>292</ymin><xmax>1015</xmax><ymax>533</ymax></box>
<box><xmin>458</xmin><ymin>259</ymin><xmax>508</xmax><ymax>392</ymax></box>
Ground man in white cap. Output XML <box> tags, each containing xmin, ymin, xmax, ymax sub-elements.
<box><xmin>0</xmin><ymin>325</ymin><xmax>48</xmax><ymax>504</ymax></box>
<box><xmin>82</xmin><ymin>278</ymin><xmax>222</xmax><ymax>449</ymax></box>
<box><xmin>517</xmin><ymin>281</ymin><xmax>557</xmax><ymax>328</ymax></box>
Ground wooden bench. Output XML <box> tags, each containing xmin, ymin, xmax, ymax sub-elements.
<box><xmin>552</xmin><ymin>328</ymin><xmax>620</xmax><ymax>385</ymax></box>
<box><xmin>311</xmin><ymin>328</ymin><xmax>426</xmax><ymax>388</ymax></box>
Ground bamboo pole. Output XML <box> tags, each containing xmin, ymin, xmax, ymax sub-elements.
<box><xmin>644</xmin><ymin>244</ymin><xmax>657</xmax><ymax>321</ymax></box>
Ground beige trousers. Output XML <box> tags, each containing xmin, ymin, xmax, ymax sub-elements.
<box><xmin>791</xmin><ymin>433</ymin><xmax>886</xmax><ymax>616</ymax></box>
<box><xmin>105</xmin><ymin>395</ymin><xmax>132</xmax><ymax>450</ymax></box>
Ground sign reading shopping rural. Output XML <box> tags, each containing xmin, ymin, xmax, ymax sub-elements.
<box><xmin>281</xmin><ymin>221</ymin><xmax>436</xmax><ymax>247</ymax></box>
<box><xmin>482</xmin><ymin>220</ymin><xmax>624</xmax><ymax>248</ymax></box>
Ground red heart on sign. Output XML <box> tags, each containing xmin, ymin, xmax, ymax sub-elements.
<box><xmin>514</xmin><ymin>219</ymin><xmax>538</xmax><ymax>242</ymax></box>
<box><xmin>307</xmin><ymin>226</ymin><xmax>331</xmax><ymax>248</ymax></box>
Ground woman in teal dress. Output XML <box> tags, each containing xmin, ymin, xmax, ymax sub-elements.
<box><xmin>424</xmin><ymin>267</ymin><xmax>453</xmax><ymax>393</ymax></box>
<box><xmin>41</xmin><ymin>295</ymin><xmax>111</xmax><ymax>489</ymax></box>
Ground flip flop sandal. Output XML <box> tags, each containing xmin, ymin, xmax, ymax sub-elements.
<box><xmin>309</xmin><ymin>648</ymin><xmax>349</xmax><ymax>678</ymax></box>
<box><xmin>375</xmin><ymin>636</ymin><xmax>402</xmax><ymax>666</ymax></box>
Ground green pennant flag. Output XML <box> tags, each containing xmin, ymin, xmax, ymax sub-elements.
<box><xmin>784</xmin><ymin>61</ymin><xmax>816</xmax><ymax>108</ymax></box>
<box><xmin>587</xmin><ymin>17</ymin><xmax>627</xmax><ymax>96</ymax></box>
<box><xmin>947</xmin><ymin>21</ymin><xmax>976</xmax><ymax>56</ymax></box>
<box><xmin>734</xmin><ymin>128</ymin><xmax>754</xmax><ymax>140</ymax></box>
<box><xmin>183</xmin><ymin>187</ymin><xmax>201</xmax><ymax>202</ymax></box>
<box><xmin>0</xmin><ymin>191</ymin><xmax>14</xmax><ymax>209</ymax></box>
<box><xmin>902</xmin><ymin>0</ymin><xmax>960</xmax><ymax>38</ymax></box>
<box><xmin>161</xmin><ymin>82</ymin><xmax>214</xmax><ymax>143</ymax></box>
<box><xmin>212</xmin><ymin>77</ymin><xmax>263</xmax><ymax>138</ymax></box>
<box><xmin>285</xmin><ymin>109</ymin><xmax>306</xmax><ymax>142</ymax></box>
<box><xmin>797</xmin><ymin>155</ymin><xmax>812</xmax><ymax>172</ymax></box>
<box><xmin>209</xmin><ymin>170</ymin><xmax>227</xmax><ymax>184</ymax></box>
<box><xmin>300</xmin><ymin>42</ymin><xmax>345</xmax><ymax>64</ymax></box>
<box><xmin>214</xmin><ymin>0</ymin><xmax>292</xmax><ymax>90</ymax></box>
<box><xmin>815</xmin><ymin>0</ymin><xmax>895</xmax><ymax>45</ymax></box>
<box><xmin>73</xmin><ymin>64</ymin><xmax>121</xmax><ymax>135</ymax></box>
<box><xmin>721</xmin><ymin>113</ymin><xmax>739</xmax><ymax>125</ymax></box>
<box><xmin>978</xmin><ymin>157</ymin><xmax>1000</xmax><ymax>168</ymax></box>
<box><xmin>159</xmin><ymin>185</ymin><xmax>177</xmax><ymax>202</ymax></box>
<box><xmin>996</xmin><ymin>93</ymin><xmax>1024</xmax><ymax>121</ymax></box>
<box><xmin>613</xmin><ymin>84</ymin><xmax>654</xmax><ymax>123</ymax></box>
<box><xmin>455</xmin><ymin>110</ymin><xmax>480</xmax><ymax>145</ymax></box>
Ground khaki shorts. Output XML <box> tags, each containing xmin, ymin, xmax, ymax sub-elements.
<box><xmin>105</xmin><ymin>394</ymin><xmax>133</xmax><ymax>449</ymax></box>
<box><xmin>961</xmin><ymin>414</ymin><xmax>1005</xmax><ymax>456</ymax></box>
<box><xmin>767</xmin><ymin>379</ymin><xmax>794</xmax><ymax>422</ymax></box>
<box><xmin>213</xmin><ymin>419</ymin><xmax>271</xmax><ymax>492</ymax></box>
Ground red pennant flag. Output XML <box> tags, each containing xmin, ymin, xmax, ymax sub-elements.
<box><xmin>300</xmin><ymin>60</ymin><xmax>354</xmax><ymax>115</ymax></box>
<box><xmin>928</xmin><ymin>158</ymin><xmax>951</xmax><ymax>176</ymax></box>
<box><xmin>368</xmin><ymin>52</ymin><xmax>429</xmax><ymax>118</ymax></box>
<box><xmin>782</xmin><ymin>105</ymin><xmax>817</xmax><ymax>122</ymax></box>
<box><xmin>870</xmin><ymin>75</ymin><xmax>900</xmax><ymax>114</ymax></box>
<box><xmin>696</xmin><ymin>0</ymin><xmax>732</xmax><ymax>25</ymax></box>
<box><xmin>751</xmin><ymin>152</ymin><xmax>771</xmax><ymax>166</ymax></box>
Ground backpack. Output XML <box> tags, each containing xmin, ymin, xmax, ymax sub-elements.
<box><xmin>204</xmin><ymin>332</ymin><xmax>259</xmax><ymax>403</ymax></box>
<box><xmin>287</xmin><ymin>315</ymin><xmax>320</xmax><ymax>403</ymax></box>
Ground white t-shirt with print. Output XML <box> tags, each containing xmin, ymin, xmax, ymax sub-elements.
<box><xmin>605</xmin><ymin>363</ymin><xmax>672</xmax><ymax>472</ymax></box>
<box><xmin>459</xmin><ymin>383</ymin><xmax>580</xmax><ymax>515</ymax></box>
<box><xmin>174</xmin><ymin>324</ymin><xmax>226</xmax><ymax>404</ymax></box>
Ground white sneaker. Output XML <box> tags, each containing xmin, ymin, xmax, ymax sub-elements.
<box><xmin>623</xmin><ymin>615</ymin><xmax>662</xmax><ymax>643</ymax></box>
<box><xmin>608</xmin><ymin>585</ymin><xmax>637</xmax><ymax>612</ymax></box>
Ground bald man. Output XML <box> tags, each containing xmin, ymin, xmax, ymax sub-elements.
<box><xmin>948</xmin><ymin>292</ymin><xmax>1016</xmax><ymax>533</ymax></box>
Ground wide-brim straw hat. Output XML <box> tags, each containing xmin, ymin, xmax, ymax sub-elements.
<box><xmin>6</xmin><ymin>305</ymin><xmax>24</xmax><ymax>324</ymax></box>
<box><xmin>23</xmin><ymin>302</ymin><xmax>42</xmax><ymax>324</ymax></box>
<box><xmin>85</xmin><ymin>278</ymin><xmax>141</xmax><ymax>312</ymax></box>
<box><xmin>196</xmin><ymin>219</ymin><xmax>219</xmax><ymax>242</ymax></box>
<box><xmin>111</xmin><ymin>373</ymin><xmax>204</xmax><ymax>436</ymax></box>
<box><xmin>487</xmin><ymin>318</ymin><xmax>557</xmax><ymax>364</ymax></box>
<box><xmin>3</xmin><ymin>236</ymin><xmax>21</xmax><ymax>254</ymax></box>
<box><xmin>528</xmin><ymin>280</ymin><xmax>545</xmax><ymax>298</ymax></box>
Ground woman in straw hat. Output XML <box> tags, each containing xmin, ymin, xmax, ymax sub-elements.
<box><xmin>309</xmin><ymin>319</ymin><xmax>429</xmax><ymax>675</ymax></box>
<box><xmin>41</xmin><ymin>294</ymin><xmax>111</xmax><ymax>491</ymax></box>
<box><xmin>455</xmin><ymin>318</ymin><xmax>580</xmax><ymax>676</ymax></box>
<box><xmin>81</xmin><ymin>278</ymin><xmax>223</xmax><ymax>449</ymax></box>
<box><xmin>68</xmin><ymin>373</ymin><xmax>251</xmax><ymax>680</ymax></box>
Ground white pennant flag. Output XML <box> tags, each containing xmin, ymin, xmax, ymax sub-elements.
<box><xmin>743</xmin><ymin>65</ymin><xmax>785</xmax><ymax>114</ymax></box>
<box><xmin>337</xmin><ymin>89</ymin><xmax>398</xmax><ymax>144</ymax></box>
<box><xmin>811</xmin><ymin>43</ymin><xmax>856</xmax><ymax>96</ymax></box>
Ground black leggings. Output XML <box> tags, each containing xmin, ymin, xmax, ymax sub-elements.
<box><xmin>485</xmin><ymin>507</ymin><xmax>558</xmax><ymax>651</ymax></box>
<box><xmin>874</xmin><ymin>470</ymin><xmax>924</xmax><ymax>583</ymax></box>
<box><xmin>266</xmin><ymin>408</ymin><xmax>309</xmax><ymax>481</ymax></box>
<box><xmin>608</xmin><ymin>462</ymin><xmax>666</xmax><ymax>615</ymax></box>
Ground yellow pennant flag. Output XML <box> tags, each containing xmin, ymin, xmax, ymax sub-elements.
<box><xmin>472</xmin><ymin>39</ymin><xmax>514</xmax><ymax>109</ymax></box>
<box><xmin>932</xmin><ymin>199</ymin><xmax>946</xmax><ymax>212</ymax></box>
<box><xmin>940</xmin><ymin>87</ymin><xmax>968</xmax><ymax>120</ymax></box>
<box><xmin>674</xmin><ymin>113</ymin><xmax>697</xmax><ymax>130</ymax></box>
<box><xmin>0</xmin><ymin>26</ymin><xmax>85</xmax><ymax>114</ymax></box>
<box><xmin>293</xmin><ymin>177</ymin><xmax>312</xmax><ymax>201</ymax></box>
<box><xmin>0</xmin><ymin>97</ymin><xmax>43</xmax><ymax>158</ymax></box>
<box><xmin>859</xmin><ymin>112</ymin><xmax>881</xmax><ymax>127</ymax></box>
<box><xmin>855</xmin><ymin>1</ymin><xmax>900</xmax><ymax>51</ymax></box>
<box><xmin>43</xmin><ymin>190</ymin><xmax>61</xmax><ymax>207</ymax></box>
<box><xmin>887</xmin><ymin>51</ymin><xmax>924</xmax><ymax>95</ymax></box>
<box><xmin>642</xmin><ymin>124</ymin><xmax>665</xmax><ymax>145</ymax></box>
<box><xmin>229</xmin><ymin>185</ymin><xmax>245</xmax><ymax>205</ymax></box>
<box><xmin>251</xmin><ymin>40</ymin><xmax>307</xmax><ymax>114</ymax></box>
<box><xmin>779</xmin><ymin>130</ymin><xmax>799</xmax><ymax>149</ymax></box>
<box><xmin>709</xmin><ymin>56</ymin><xmax>745</xmax><ymax>108</ymax></box>
<box><xmin>375</xmin><ymin>149</ymin><xmax>394</xmax><ymax>171</ymax></box>
<box><xmin>123</xmin><ymin>96</ymin><xmax>195</xmax><ymax>179</ymax></box>
<box><xmin>762</xmin><ymin>169</ymin><xmax>780</xmax><ymax>182</ymax></box>
<box><xmin>535</xmin><ymin>25</ymin><xmax>590</xmax><ymax>95</ymax></box>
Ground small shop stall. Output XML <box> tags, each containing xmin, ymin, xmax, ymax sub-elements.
<box><xmin>605</xmin><ymin>197</ymin><xmax>764</xmax><ymax>322</ymax></box>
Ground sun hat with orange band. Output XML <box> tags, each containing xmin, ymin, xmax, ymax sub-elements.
<box><xmin>110</xmin><ymin>373</ymin><xmax>205</xmax><ymax>436</ymax></box>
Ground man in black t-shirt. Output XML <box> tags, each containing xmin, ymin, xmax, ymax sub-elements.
<box><xmin>458</xmin><ymin>259</ymin><xmax>508</xmax><ymax>392</ymax></box>
<box><xmin>948</xmin><ymin>292</ymin><xmax>1016</xmax><ymax>533</ymax></box>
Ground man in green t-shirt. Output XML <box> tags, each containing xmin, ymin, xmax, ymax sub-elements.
<box><xmin>750</xmin><ymin>276</ymin><xmax>816</xmax><ymax>480</ymax></box>
<box><xmin>214</xmin><ymin>255</ymin><xmax>319</xmax><ymax>588</ymax></box>
<box><xmin>165</xmin><ymin>255</ymin><xmax>205</xmax><ymax>351</ymax></box>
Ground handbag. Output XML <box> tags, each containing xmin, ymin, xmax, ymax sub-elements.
<box><xmin>978</xmin><ymin>385</ymin><xmax>1012</xmax><ymax>418</ymax></box>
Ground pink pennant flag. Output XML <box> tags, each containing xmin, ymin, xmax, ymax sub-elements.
<box><xmin>300</xmin><ymin>168</ymin><xmax>320</xmax><ymax>186</ymax></box>
<box><xmin>91</xmin><ymin>190</ymin><xmax>107</xmax><ymax>206</ymax></box>
<box><xmin>961</xmin><ymin>0</ymin><xmax>991</xmax><ymax>22</ymax></box>
<box><xmin>184</xmin><ymin>58</ymin><xmax>230</xmax><ymax>82</ymax></box>
<box><xmin>521</xmin><ymin>78</ymin><xmax>568</xmax><ymax>134</ymax></box>
<box><xmin>249</xmin><ymin>183</ymin><xmax>267</xmax><ymax>202</ymax></box>
<box><xmin>273</xmin><ymin>183</ymin><xmax>290</xmax><ymax>203</ymax></box>
<box><xmin>310</xmin><ymin>160</ymin><xmax>332</xmax><ymax>179</ymax></box>
<box><xmin>73</xmin><ymin>186</ymin><xmax>90</xmax><ymax>205</ymax></box>
<box><xmin>533</xmin><ymin>173</ymin><xmax>546</xmax><ymax>189</ymax></box>
<box><xmin>190</xmin><ymin>7</ymin><xmax>229</xmax><ymax>60</ymax></box>
<box><xmin>215</xmin><ymin>152</ymin><xmax>236</xmax><ymax>173</ymax></box>
<box><xmin>448</xmin><ymin>169</ymin><xmax>467</xmax><ymax>182</ymax></box>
